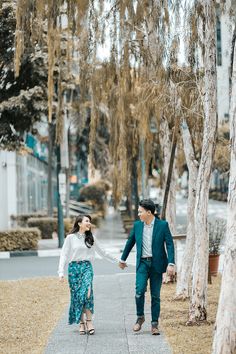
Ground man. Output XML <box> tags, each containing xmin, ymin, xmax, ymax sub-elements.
<box><xmin>119</xmin><ymin>199</ymin><xmax>175</xmax><ymax>335</ymax></box>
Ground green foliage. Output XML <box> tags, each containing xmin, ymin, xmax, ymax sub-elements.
<box><xmin>79</xmin><ymin>180</ymin><xmax>110</xmax><ymax>214</ymax></box>
<box><xmin>0</xmin><ymin>228</ymin><xmax>41</xmax><ymax>251</ymax></box>
<box><xmin>0</xmin><ymin>4</ymin><xmax>47</xmax><ymax>150</ymax></box>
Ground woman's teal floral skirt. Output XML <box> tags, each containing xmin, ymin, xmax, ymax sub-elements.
<box><xmin>68</xmin><ymin>261</ymin><xmax>94</xmax><ymax>325</ymax></box>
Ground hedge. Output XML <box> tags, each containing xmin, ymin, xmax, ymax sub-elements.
<box><xmin>11</xmin><ymin>213</ymin><xmax>48</xmax><ymax>227</ymax></box>
<box><xmin>0</xmin><ymin>228</ymin><xmax>41</xmax><ymax>251</ymax></box>
<box><xmin>27</xmin><ymin>217</ymin><xmax>72</xmax><ymax>239</ymax></box>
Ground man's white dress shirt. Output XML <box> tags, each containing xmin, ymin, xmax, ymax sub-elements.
<box><xmin>141</xmin><ymin>218</ymin><xmax>155</xmax><ymax>257</ymax></box>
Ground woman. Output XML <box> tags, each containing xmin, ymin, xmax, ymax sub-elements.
<box><xmin>58</xmin><ymin>214</ymin><xmax>118</xmax><ymax>335</ymax></box>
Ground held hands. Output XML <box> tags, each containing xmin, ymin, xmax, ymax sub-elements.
<box><xmin>167</xmin><ymin>264</ymin><xmax>175</xmax><ymax>276</ymax></box>
<box><xmin>59</xmin><ymin>276</ymin><xmax>64</xmax><ymax>283</ymax></box>
<box><xmin>119</xmin><ymin>261</ymin><xmax>128</xmax><ymax>270</ymax></box>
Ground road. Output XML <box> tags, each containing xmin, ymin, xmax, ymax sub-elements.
<box><xmin>176</xmin><ymin>194</ymin><xmax>227</xmax><ymax>231</ymax></box>
<box><xmin>0</xmin><ymin>257</ymin><xmax>133</xmax><ymax>281</ymax></box>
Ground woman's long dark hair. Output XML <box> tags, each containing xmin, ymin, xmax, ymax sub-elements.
<box><xmin>70</xmin><ymin>214</ymin><xmax>94</xmax><ymax>248</ymax></box>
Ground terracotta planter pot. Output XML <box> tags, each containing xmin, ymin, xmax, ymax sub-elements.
<box><xmin>209</xmin><ymin>254</ymin><xmax>220</xmax><ymax>276</ymax></box>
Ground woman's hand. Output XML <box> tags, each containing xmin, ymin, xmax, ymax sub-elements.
<box><xmin>119</xmin><ymin>261</ymin><xmax>128</xmax><ymax>270</ymax></box>
<box><xmin>59</xmin><ymin>276</ymin><xmax>64</xmax><ymax>282</ymax></box>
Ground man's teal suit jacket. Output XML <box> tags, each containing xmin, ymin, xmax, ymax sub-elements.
<box><xmin>121</xmin><ymin>217</ymin><xmax>175</xmax><ymax>273</ymax></box>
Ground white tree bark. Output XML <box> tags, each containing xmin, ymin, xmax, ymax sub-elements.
<box><xmin>212</xmin><ymin>34</ymin><xmax>236</xmax><ymax>354</ymax></box>
<box><xmin>189</xmin><ymin>1</ymin><xmax>217</xmax><ymax>322</ymax></box>
<box><xmin>159</xmin><ymin>117</ymin><xmax>177</xmax><ymax>234</ymax></box>
<box><xmin>175</xmin><ymin>119</ymin><xmax>198</xmax><ymax>299</ymax></box>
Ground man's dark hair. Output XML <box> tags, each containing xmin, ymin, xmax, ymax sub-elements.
<box><xmin>139</xmin><ymin>199</ymin><xmax>156</xmax><ymax>215</ymax></box>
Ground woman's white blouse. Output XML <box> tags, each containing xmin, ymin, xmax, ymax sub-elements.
<box><xmin>58</xmin><ymin>233</ymin><xmax>118</xmax><ymax>277</ymax></box>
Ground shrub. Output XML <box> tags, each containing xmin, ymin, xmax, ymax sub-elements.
<box><xmin>79</xmin><ymin>184</ymin><xmax>105</xmax><ymax>206</ymax></box>
<box><xmin>11</xmin><ymin>213</ymin><xmax>47</xmax><ymax>227</ymax></box>
<box><xmin>64</xmin><ymin>218</ymin><xmax>73</xmax><ymax>234</ymax></box>
<box><xmin>208</xmin><ymin>217</ymin><xmax>226</xmax><ymax>255</ymax></box>
<box><xmin>0</xmin><ymin>228</ymin><xmax>41</xmax><ymax>251</ymax></box>
<box><xmin>94</xmin><ymin>180</ymin><xmax>111</xmax><ymax>192</ymax></box>
<box><xmin>79</xmin><ymin>180</ymin><xmax>111</xmax><ymax>216</ymax></box>
<box><xmin>27</xmin><ymin>217</ymin><xmax>72</xmax><ymax>239</ymax></box>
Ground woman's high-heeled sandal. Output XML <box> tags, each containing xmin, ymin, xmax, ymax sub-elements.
<box><xmin>86</xmin><ymin>320</ymin><xmax>95</xmax><ymax>335</ymax></box>
<box><xmin>79</xmin><ymin>322</ymin><xmax>86</xmax><ymax>335</ymax></box>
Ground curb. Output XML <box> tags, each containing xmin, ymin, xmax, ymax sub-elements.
<box><xmin>0</xmin><ymin>248</ymin><xmax>131</xmax><ymax>259</ymax></box>
<box><xmin>0</xmin><ymin>249</ymin><xmax>61</xmax><ymax>259</ymax></box>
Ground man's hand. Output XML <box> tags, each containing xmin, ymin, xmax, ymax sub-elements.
<box><xmin>119</xmin><ymin>261</ymin><xmax>128</xmax><ymax>270</ymax></box>
<box><xmin>167</xmin><ymin>264</ymin><xmax>175</xmax><ymax>276</ymax></box>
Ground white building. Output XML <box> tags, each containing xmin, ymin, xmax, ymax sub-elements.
<box><xmin>0</xmin><ymin>149</ymin><xmax>56</xmax><ymax>231</ymax></box>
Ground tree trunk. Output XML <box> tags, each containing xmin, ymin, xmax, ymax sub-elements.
<box><xmin>161</xmin><ymin>118</ymin><xmax>179</xmax><ymax>223</ymax></box>
<box><xmin>175</xmin><ymin>120</ymin><xmax>198</xmax><ymax>299</ymax></box>
<box><xmin>188</xmin><ymin>1</ymin><xmax>217</xmax><ymax>323</ymax></box>
<box><xmin>212</xmin><ymin>33</ymin><xmax>236</xmax><ymax>354</ymax></box>
<box><xmin>159</xmin><ymin>117</ymin><xmax>177</xmax><ymax>233</ymax></box>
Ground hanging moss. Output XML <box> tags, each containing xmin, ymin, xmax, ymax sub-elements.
<box><xmin>13</xmin><ymin>0</ymin><xmax>209</xmax><ymax>206</ymax></box>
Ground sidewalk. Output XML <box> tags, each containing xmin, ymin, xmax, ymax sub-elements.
<box><xmin>44</xmin><ymin>273</ymin><xmax>173</xmax><ymax>354</ymax></box>
<box><xmin>44</xmin><ymin>210</ymin><xmax>173</xmax><ymax>354</ymax></box>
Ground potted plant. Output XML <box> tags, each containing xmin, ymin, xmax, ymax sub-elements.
<box><xmin>209</xmin><ymin>237</ymin><xmax>221</xmax><ymax>276</ymax></box>
<box><xmin>208</xmin><ymin>218</ymin><xmax>226</xmax><ymax>276</ymax></box>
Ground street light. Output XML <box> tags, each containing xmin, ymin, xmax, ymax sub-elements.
<box><xmin>56</xmin><ymin>146</ymin><xmax>65</xmax><ymax>248</ymax></box>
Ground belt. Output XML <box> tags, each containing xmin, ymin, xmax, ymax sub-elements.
<box><xmin>142</xmin><ymin>257</ymin><xmax>152</xmax><ymax>261</ymax></box>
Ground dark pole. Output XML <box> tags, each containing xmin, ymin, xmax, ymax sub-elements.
<box><xmin>161</xmin><ymin>120</ymin><xmax>179</xmax><ymax>220</ymax></box>
<box><xmin>132</xmin><ymin>156</ymin><xmax>139</xmax><ymax>219</ymax></box>
<box><xmin>47</xmin><ymin>122</ymin><xmax>54</xmax><ymax>217</ymax></box>
<box><xmin>56</xmin><ymin>145</ymin><xmax>65</xmax><ymax>248</ymax></box>
<box><xmin>140</xmin><ymin>138</ymin><xmax>147</xmax><ymax>198</ymax></box>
